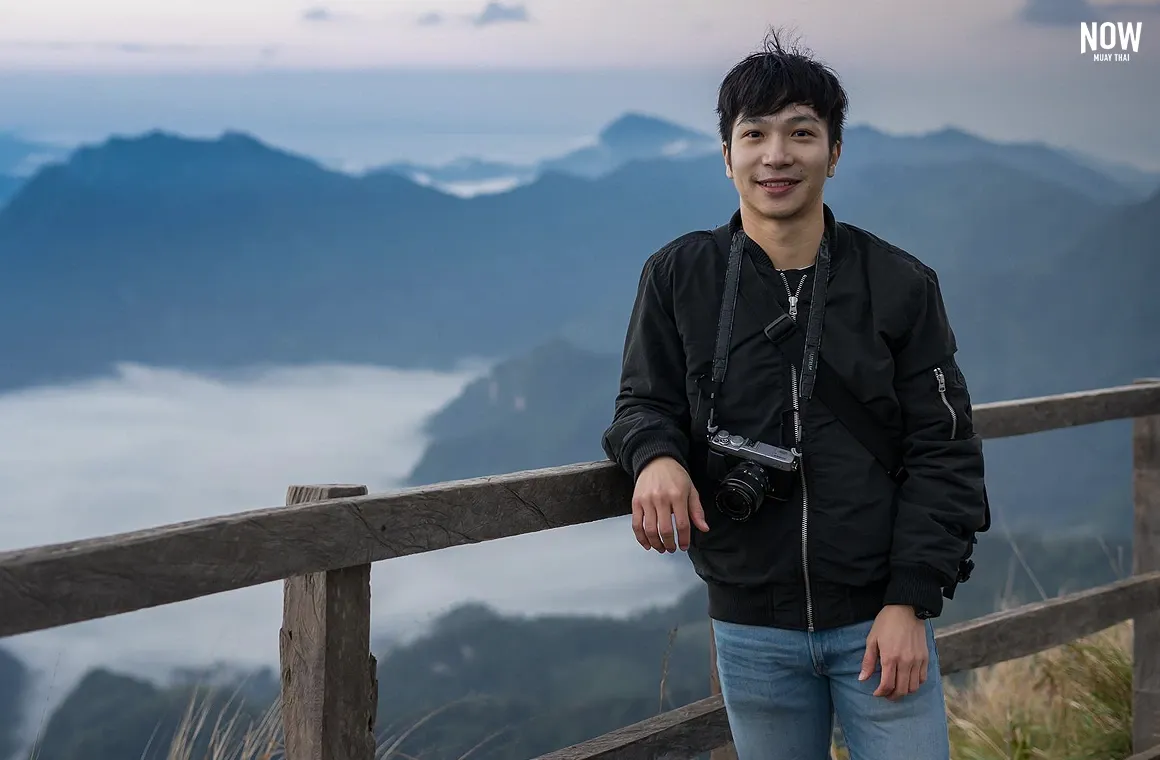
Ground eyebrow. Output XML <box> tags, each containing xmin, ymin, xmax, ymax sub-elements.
<box><xmin>737</xmin><ymin>113</ymin><xmax>821</xmax><ymax>128</ymax></box>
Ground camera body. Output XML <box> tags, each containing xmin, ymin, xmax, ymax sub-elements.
<box><xmin>706</xmin><ymin>429</ymin><xmax>799</xmax><ymax>521</ymax></box>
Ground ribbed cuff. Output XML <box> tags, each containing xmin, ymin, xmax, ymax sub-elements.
<box><xmin>629</xmin><ymin>437</ymin><xmax>688</xmax><ymax>481</ymax></box>
<box><xmin>884</xmin><ymin>565</ymin><xmax>945</xmax><ymax>618</ymax></box>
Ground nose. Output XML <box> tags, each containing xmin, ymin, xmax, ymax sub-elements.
<box><xmin>761</xmin><ymin>135</ymin><xmax>793</xmax><ymax>166</ymax></box>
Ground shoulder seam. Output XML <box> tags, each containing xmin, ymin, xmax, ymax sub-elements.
<box><xmin>844</xmin><ymin>222</ymin><xmax>938</xmax><ymax>284</ymax></box>
<box><xmin>645</xmin><ymin>229</ymin><xmax>715</xmax><ymax>278</ymax></box>
<box><xmin>656</xmin><ymin>229</ymin><xmax>714</xmax><ymax>257</ymax></box>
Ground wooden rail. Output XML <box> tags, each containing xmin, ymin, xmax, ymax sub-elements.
<box><xmin>1</xmin><ymin>379</ymin><xmax>1159</xmax><ymax>759</ymax></box>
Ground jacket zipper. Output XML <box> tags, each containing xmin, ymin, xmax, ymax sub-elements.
<box><xmin>780</xmin><ymin>270</ymin><xmax>815</xmax><ymax>632</ymax></box>
<box><xmin>934</xmin><ymin>367</ymin><xmax>957</xmax><ymax>439</ymax></box>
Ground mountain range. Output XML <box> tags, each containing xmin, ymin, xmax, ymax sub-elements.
<box><xmin>379</xmin><ymin>112</ymin><xmax>720</xmax><ymax>195</ymax></box>
<box><xmin>0</xmin><ymin>113</ymin><xmax>1156</xmax><ymax>392</ymax></box>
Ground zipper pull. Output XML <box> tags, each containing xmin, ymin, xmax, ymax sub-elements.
<box><xmin>788</xmin><ymin>296</ymin><xmax>798</xmax><ymax>319</ymax></box>
<box><xmin>934</xmin><ymin>367</ymin><xmax>946</xmax><ymax>392</ymax></box>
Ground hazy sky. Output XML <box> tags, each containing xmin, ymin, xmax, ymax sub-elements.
<box><xmin>1</xmin><ymin>0</ymin><xmax>1157</xmax><ymax>168</ymax></box>
<box><xmin>0</xmin><ymin>0</ymin><xmax>1152</xmax><ymax>70</ymax></box>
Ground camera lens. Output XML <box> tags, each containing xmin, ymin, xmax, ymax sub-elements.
<box><xmin>715</xmin><ymin>461</ymin><xmax>768</xmax><ymax>521</ymax></box>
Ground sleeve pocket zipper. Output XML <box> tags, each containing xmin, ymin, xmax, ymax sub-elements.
<box><xmin>934</xmin><ymin>367</ymin><xmax>958</xmax><ymax>439</ymax></box>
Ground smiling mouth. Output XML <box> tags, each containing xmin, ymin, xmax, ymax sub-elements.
<box><xmin>757</xmin><ymin>179</ymin><xmax>800</xmax><ymax>188</ymax></box>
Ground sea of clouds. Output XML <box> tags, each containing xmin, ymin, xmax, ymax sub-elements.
<box><xmin>0</xmin><ymin>361</ymin><xmax>696</xmax><ymax>751</ymax></box>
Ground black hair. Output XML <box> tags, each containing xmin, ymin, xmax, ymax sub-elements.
<box><xmin>716</xmin><ymin>28</ymin><xmax>848</xmax><ymax>152</ymax></box>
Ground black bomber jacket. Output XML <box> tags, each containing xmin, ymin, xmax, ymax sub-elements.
<box><xmin>601</xmin><ymin>204</ymin><xmax>989</xmax><ymax>631</ymax></box>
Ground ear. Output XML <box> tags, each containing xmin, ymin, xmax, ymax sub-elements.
<box><xmin>827</xmin><ymin>141</ymin><xmax>842</xmax><ymax>177</ymax></box>
<box><xmin>722</xmin><ymin>142</ymin><xmax>733</xmax><ymax>179</ymax></box>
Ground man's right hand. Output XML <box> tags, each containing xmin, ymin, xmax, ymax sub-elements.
<box><xmin>632</xmin><ymin>457</ymin><xmax>709</xmax><ymax>552</ymax></box>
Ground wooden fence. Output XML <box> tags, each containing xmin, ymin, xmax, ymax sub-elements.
<box><xmin>1</xmin><ymin>378</ymin><xmax>1159</xmax><ymax>759</ymax></box>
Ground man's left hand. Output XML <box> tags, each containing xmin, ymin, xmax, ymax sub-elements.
<box><xmin>859</xmin><ymin>604</ymin><xmax>929</xmax><ymax>700</ymax></box>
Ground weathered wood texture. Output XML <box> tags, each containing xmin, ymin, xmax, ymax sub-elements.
<box><xmin>935</xmin><ymin>570</ymin><xmax>1160</xmax><ymax>674</ymax></box>
<box><xmin>1135</xmin><ymin>384</ymin><xmax>1160</xmax><ymax>753</ymax></box>
<box><xmin>279</xmin><ymin>485</ymin><xmax>378</xmax><ymax>760</ymax></box>
<box><xmin>532</xmin><ymin>695</ymin><xmax>729</xmax><ymax>760</ymax></box>
<box><xmin>537</xmin><ymin>571</ymin><xmax>1160</xmax><ymax>760</ymax></box>
<box><xmin>0</xmin><ymin>461</ymin><xmax>631</xmax><ymax>638</ymax></box>
<box><xmin>1</xmin><ymin>381</ymin><xmax>1158</xmax><ymax>640</ymax></box>
<box><xmin>972</xmin><ymin>380</ymin><xmax>1160</xmax><ymax>438</ymax></box>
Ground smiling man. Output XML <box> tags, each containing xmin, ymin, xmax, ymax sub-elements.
<box><xmin>601</xmin><ymin>29</ymin><xmax>990</xmax><ymax>759</ymax></box>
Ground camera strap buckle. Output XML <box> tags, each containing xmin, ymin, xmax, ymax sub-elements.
<box><xmin>762</xmin><ymin>314</ymin><xmax>795</xmax><ymax>346</ymax></box>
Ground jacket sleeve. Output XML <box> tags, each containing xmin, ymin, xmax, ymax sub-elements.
<box><xmin>883</xmin><ymin>268</ymin><xmax>988</xmax><ymax>617</ymax></box>
<box><xmin>601</xmin><ymin>249</ymin><xmax>692</xmax><ymax>481</ymax></box>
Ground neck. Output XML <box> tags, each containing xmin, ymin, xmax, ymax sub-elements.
<box><xmin>740</xmin><ymin>201</ymin><xmax>825</xmax><ymax>270</ymax></box>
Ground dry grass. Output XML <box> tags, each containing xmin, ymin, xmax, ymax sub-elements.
<box><xmin>942</xmin><ymin>620</ymin><xmax>1132</xmax><ymax>760</ymax></box>
<box><xmin>160</xmin><ymin>689</ymin><xmax>284</xmax><ymax>760</ymax></box>
<box><xmin>156</xmin><ymin>692</ymin><xmax>509</xmax><ymax>760</ymax></box>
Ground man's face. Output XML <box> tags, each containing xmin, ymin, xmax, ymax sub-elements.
<box><xmin>722</xmin><ymin>103</ymin><xmax>840</xmax><ymax>223</ymax></box>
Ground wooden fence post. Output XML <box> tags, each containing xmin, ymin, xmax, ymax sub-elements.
<box><xmin>1134</xmin><ymin>379</ymin><xmax>1160</xmax><ymax>753</ymax></box>
<box><xmin>279</xmin><ymin>484</ymin><xmax>378</xmax><ymax>760</ymax></box>
<box><xmin>709</xmin><ymin>625</ymin><xmax>738</xmax><ymax>760</ymax></box>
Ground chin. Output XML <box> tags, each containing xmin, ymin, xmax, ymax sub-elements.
<box><xmin>750</xmin><ymin>199</ymin><xmax>807</xmax><ymax>221</ymax></box>
<box><xmin>747</xmin><ymin>189</ymin><xmax>819</xmax><ymax>220</ymax></box>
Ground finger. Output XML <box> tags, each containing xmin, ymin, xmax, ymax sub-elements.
<box><xmin>889</xmin><ymin>661</ymin><xmax>911</xmax><ymax>701</ymax></box>
<box><xmin>918</xmin><ymin>656</ymin><xmax>929</xmax><ymax>686</ymax></box>
<box><xmin>641</xmin><ymin>501</ymin><xmax>664</xmax><ymax>552</ymax></box>
<box><xmin>672</xmin><ymin>498</ymin><xmax>692</xmax><ymax>551</ymax></box>
<box><xmin>874</xmin><ymin>659</ymin><xmax>896</xmax><ymax>698</ymax></box>
<box><xmin>631</xmin><ymin>499</ymin><xmax>649</xmax><ymax>550</ymax></box>
<box><xmin>859</xmin><ymin>637</ymin><xmax>878</xmax><ymax>682</ymax></box>
<box><xmin>689</xmin><ymin>488</ymin><xmax>710</xmax><ymax>532</ymax></box>
<box><xmin>654</xmin><ymin>500</ymin><xmax>676</xmax><ymax>552</ymax></box>
<box><xmin>908</xmin><ymin>661</ymin><xmax>923</xmax><ymax>694</ymax></box>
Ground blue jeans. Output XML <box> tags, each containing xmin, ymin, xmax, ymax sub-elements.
<box><xmin>711</xmin><ymin>617</ymin><xmax>950</xmax><ymax>760</ymax></box>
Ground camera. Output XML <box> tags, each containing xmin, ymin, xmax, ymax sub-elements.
<box><xmin>706</xmin><ymin>429</ymin><xmax>799</xmax><ymax>521</ymax></box>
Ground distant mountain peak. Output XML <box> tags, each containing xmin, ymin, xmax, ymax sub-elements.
<box><xmin>80</xmin><ymin>128</ymin><xmax>303</xmax><ymax>161</ymax></box>
<box><xmin>27</xmin><ymin>128</ymin><xmax>331</xmax><ymax>192</ymax></box>
<box><xmin>597</xmin><ymin>112</ymin><xmax>711</xmax><ymax>150</ymax></box>
<box><xmin>0</xmin><ymin>127</ymin><xmax>351</xmax><ymax>218</ymax></box>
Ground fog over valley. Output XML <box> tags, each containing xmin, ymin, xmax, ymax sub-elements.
<box><xmin>0</xmin><ymin>361</ymin><xmax>697</xmax><ymax>752</ymax></box>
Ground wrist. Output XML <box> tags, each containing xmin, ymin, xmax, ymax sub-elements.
<box><xmin>883</xmin><ymin>603</ymin><xmax>930</xmax><ymax>620</ymax></box>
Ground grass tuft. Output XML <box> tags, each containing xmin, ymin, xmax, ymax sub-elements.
<box><xmin>942</xmin><ymin>621</ymin><xmax>1132</xmax><ymax>760</ymax></box>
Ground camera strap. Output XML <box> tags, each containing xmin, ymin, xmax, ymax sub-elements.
<box><xmin>704</xmin><ymin>227</ymin><xmax>744</xmax><ymax>436</ymax></box>
<box><xmin>708</xmin><ymin>222</ymin><xmax>909</xmax><ymax>485</ymax></box>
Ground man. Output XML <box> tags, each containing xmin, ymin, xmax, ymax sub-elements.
<box><xmin>600</xmin><ymin>30</ymin><xmax>989</xmax><ymax>760</ymax></box>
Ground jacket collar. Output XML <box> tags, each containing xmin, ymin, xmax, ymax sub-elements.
<box><xmin>725</xmin><ymin>202</ymin><xmax>846</xmax><ymax>278</ymax></box>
